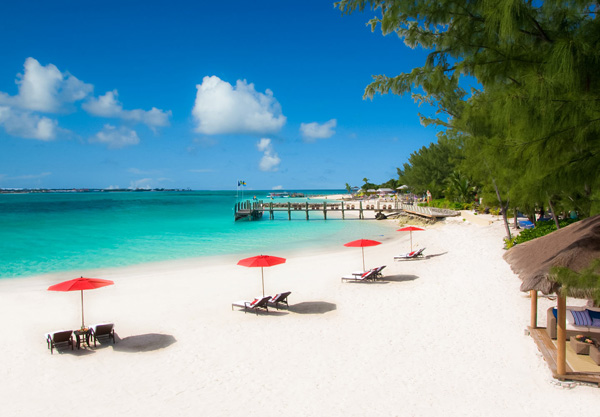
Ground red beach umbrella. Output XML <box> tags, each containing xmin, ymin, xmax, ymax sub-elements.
<box><xmin>344</xmin><ymin>239</ymin><xmax>381</xmax><ymax>271</ymax></box>
<box><xmin>237</xmin><ymin>255</ymin><xmax>286</xmax><ymax>297</ymax></box>
<box><xmin>48</xmin><ymin>277</ymin><xmax>114</xmax><ymax>329</ymax></box>
<box><xmin>397</xmin><ymin>226</ymin><xmax>425</xmax><ymax>251</ymax></box>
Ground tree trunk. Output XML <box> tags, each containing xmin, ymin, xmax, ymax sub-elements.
<box><xmin>548</xmin><ymin>198</ymin><xmax>560</xmax><ymax>229</ymax></box>
<box><xmin>491</xmin><ymin>178</ymin><xmax>511</xmax><ymax>240</ymax></box>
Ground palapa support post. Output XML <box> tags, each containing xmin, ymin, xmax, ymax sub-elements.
<box><xmin>270</xmin><ymin>202</ymin><xmax>274</xmax><ymax>220</ymax></box>
<box><xmin>305</xmin><ymin>202</ymin><xmax>309</xmax><ymax>220</ymax></box>
<box><xmin>530</xmin><ymin>290</ymin><xmax>538</xmax><ymax>328</ymax></box>
<box><xmin>323</xmin><ymin>203</ymin><xmax>327</xmax><ymax>220</ymax></box>
<box><xmin>288</xmin><ymin>202</ymin><xmax>291</xmax><ymax>220</ymax></box>
<box><xmin>557</xmin><ymin>294</ymin><xmax>567</xmax><ymax>375</ymax></box>
<box><xmin>359</xmin><ymin>201</ymin><xmax>363</xmax><ymax>219</ymax></box>
<box><xmin>341</xmin><ymin>202</ymin><xmax>345</xmax><ymax>220</ymax></box>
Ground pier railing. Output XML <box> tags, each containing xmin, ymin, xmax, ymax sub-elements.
<box><xmin>234</xmin><ymin>200</ymin><xmax>459</xmax><ymax>221</ymax></box>
<box><xmin>234</xmin><ymin>200</ymin><xmax>264</xmax><ymax>221</ymax></box>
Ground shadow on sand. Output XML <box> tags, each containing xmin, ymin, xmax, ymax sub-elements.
<box><xmin>424</xmin><ymin>251</ymin><xmax>448</xmax><ymax>259</ymax></box>
<box><xmin>53</xmin><ymin>346</ymin><xmax>97</xmax><ymax>356</ymax></box>
<box><xmin>288</xmin><ymin>301</ymin><xmax>337</xmax><ymax>315</ymax></box>
<box><xmin>113</xmin><ymin>333</ymin><xmax>177</xmax><ymax>353</ymax></box>
<box><xmin>382</xmin><ymin>274</ymin><xmax>420</xmax><ymax>283</ymax></box>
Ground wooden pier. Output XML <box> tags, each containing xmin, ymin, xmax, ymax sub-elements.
<box><xmin>234</xmin><ymin>200</ymin><xmax>264</xmax><ymax>221</ymax></box>
<box><xmin>234</xmin><ymin>200</ymin><xmax>459</xmax><ymax>221</ymax></box>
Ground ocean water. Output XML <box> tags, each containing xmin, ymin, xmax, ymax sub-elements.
<box><xmin>0</xmin><ymin>190</ymin><xmax>395</xmax><ymax>279</ymax></box>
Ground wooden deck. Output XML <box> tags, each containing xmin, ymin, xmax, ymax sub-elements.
<box><xmin>529</xmin><ymin>326</ymin><xmax>600</xmax><ymax>386</ymax></box>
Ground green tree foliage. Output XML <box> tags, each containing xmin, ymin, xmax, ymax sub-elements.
<box><xmin>337</xmin><ymin>0</ymin><xmax>600</xmax><ymax>234</ymax></box>
<box><xmin>445</xmin><ymin>171</ymin><xmax>476</xmax><ymax>203</ymax></box>
<box><xmin>552</xmin><ymin>259</ymin><xmax>600</xmax><ymax>306</ymax></box>
<box><xmin>399</xmin><ymin>135</ymin><xmax>463</xmax><ymax>198</ymax></box>
<box><xmin>361</xmin><ymin>177</ymin><xmax>378</xmax><ymax>191</ymax></box>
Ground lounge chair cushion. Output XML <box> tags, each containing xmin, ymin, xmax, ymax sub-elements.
<box><xmin>250</xmin><ymin>298</ymin><xmax>258</xmax><ymax>306</ymax></box>
<box><xmin>592</xmin><ymin>318</ymin><xmax>600</xmax><ymax>328</ymax></box>
<box><xmin>572</xmin><ymin>310</ymin><xmax>593</xmax><ymax>326</ymax></box>
<box><xmin>44</xmin><ymin>330</ymin><xmax>71</xmax><ymax>340</ymax></box>
<box><xmin>91</xmin><ymin>323</ymin><xmax>113</xmax><ymax>332</ymax></box>
<box><xmin>566</xmin><ymin>310</ymin><xmax>574</xmax><ymax>324</ymax></box>
<box><xmin>589</xmin><ymin>309</ymin><xmax>600</xmax><ymax>321</ymax></box>
<box><xmin>553</xmin><ymin>308</ymin><xmax>575</xmax><ymax>325</ymax></box>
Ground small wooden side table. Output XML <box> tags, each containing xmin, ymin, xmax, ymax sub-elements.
<box><xmin>74</xmin><ymin>329</ymin><xmax>91</xmax><ymax>349</ymax></box>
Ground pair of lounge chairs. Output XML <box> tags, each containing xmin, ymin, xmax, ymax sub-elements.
<box><xmin>232</xmin><ymin>292</ymin><xmax>291</xmax><ymax>315</ymax></box>
<box><xmin>341</xmin><ymin>265</ymin><xmax>386</xmax><ymax>282</ymax></box>
<box><xmin>45</xmin><ymin>323</ymin><xmax>115</xmax><ymax>354</ymax></box>
<box><xmin>394</xmin><ymin>247</ymin><xmax>426</xmax><ymax>261</ymax></box>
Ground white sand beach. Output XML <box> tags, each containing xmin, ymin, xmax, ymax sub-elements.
<box><xmin>2</xmin><ymin>215</ymin><xmax>600</xmax><ymax>416</ymax></box>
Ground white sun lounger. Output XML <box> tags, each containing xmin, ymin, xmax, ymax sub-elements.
<box><xmin>394</xmin><ymin>247</ymin><xmax>426</xmax><ymax>260</ymax></box>
<box><xmin>232</xmin><ymin>295</ymin><xmax>271</xmax><ymax>314</ymax></box>
<box><xmin>341</xmin><ymin>269</ymin><xmax>376</xmax><ymax>283</ymax></box>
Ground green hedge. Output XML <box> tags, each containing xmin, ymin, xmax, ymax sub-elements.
<box><xmin>511</xmin><ymin>219</ymin><xmax>579</xmax><ymax>246</ymax></box>
<box><xmin>420</xmin><ymin>199</ymin><xmax>473</xmax><ymax>210</ymax></box>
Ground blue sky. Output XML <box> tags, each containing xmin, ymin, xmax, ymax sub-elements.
<box><xmin>0</xmin><ymin>0</ymin><xmax>440</xmax><ymax>190</ymax></box>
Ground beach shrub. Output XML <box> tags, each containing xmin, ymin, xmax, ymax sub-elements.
<box><xmin>504</xmin><ymin>236</ymin><xmax>517</xmax><ymax>249</ymax></box>
<box><xmin>513</xmin><ymin>219</ymin><xmax>579</xmax><ymax>245</ymax></box>
<box><xmin>424</xmin><ymin>199</ymin><xmax>473</xmax><ymax>211</ymax></box>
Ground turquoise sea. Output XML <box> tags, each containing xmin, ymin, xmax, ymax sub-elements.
<box><xmin>0</xmin><ymin>190</ymin><xmax>395</xmax><ymax>279</ymax></box>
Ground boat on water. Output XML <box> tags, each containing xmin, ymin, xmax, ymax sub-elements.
<box><xmin>267</xmin><ymin>192</ymin><xmax>290</xmax><ymax>198</ymax></box>
<box><xmin>267</xmin><ymin>192</ymin><xmax>305</xmax><ymax>198</ymax></box>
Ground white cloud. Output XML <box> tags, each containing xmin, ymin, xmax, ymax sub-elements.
<box><xmin>83</xmin><ymin>90</ymin><xmax>171</xmax><ymax>128</ymax></box>
<box><xmin>257</xmin><ymin>137</ymin><xmax>271</xmax><ymax>152</ymax></box>
<box><xmin>300</xmin><ymin>119</ymin><xmax>337</xmax><ymax>142</ymax></box>
<box><xmin>90</xmin><ymin>124</ymin><xmax>140</xmax><ymax>149</ymax></box>
<box><xmin>192</xmin><ymin>76</ymin><xmax>286</xmax><ymax>135</ymax></box>
<box><xmin>0</xmin><ymin>57</ymin><xmax>93</xmax><ymax>113</ymax></box>
<box><xmin>256</xmin><ymin>138</ymin><xmax>281</xmax><ymax>171</ymax></box>
<box><xmin>272</xmin><ymin>185</ymin><xmax>283</xmax><ymax>190</ymax></box>
<box><xmin>129</xmin><ymin>178</ymin><xmax>152</xmax><ymax>189</ymax></box>
<box><xmin>0</xmin><ymin>106</ymin><xmax>58</xmax><ymax>140</ymax></box>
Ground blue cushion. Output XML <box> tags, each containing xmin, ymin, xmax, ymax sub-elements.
<box><xmin>572</xmin><ymin>310</ymin><xmax>593</xmax><ymax>326</ymax></box>
<box><xmin>592</xmin><ymin>318</ymin><xmax>600</xmax><ymax>328</ymax></box>
<box><xmin>588</xmin><ymin>309</ymin><xmax>600</xmax><ymax>321</ymax></box>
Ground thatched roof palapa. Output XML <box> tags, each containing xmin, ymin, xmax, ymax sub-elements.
<box><xmin>503</xmin><ymin>215</ymin><xmax>600</xmax><ymax>295</ymax></box>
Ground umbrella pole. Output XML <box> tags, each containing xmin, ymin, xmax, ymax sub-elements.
<box><xmin>80</xmin><ymin>290</ymin><xmax>85</xmax><ymax>330</ymax></box>
<box><xmin>410</xmin><ymin>231</ymin><xmax>413</xmax><ymax>251</ymax></box>
<box><xmin>261</xmin><ymin>267</ymin><xmax>265</xmax><ymax>297</ymax></box>
<box><xmin>362</xmin><ymin>247</ymin><xmax>365</xmax><ymax>271</ymax></box>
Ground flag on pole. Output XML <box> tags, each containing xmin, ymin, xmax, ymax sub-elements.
<box><xmin>238</xmin><ymin>180</ymin><xmax>246</xmax><ymax>186</ymax></box>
